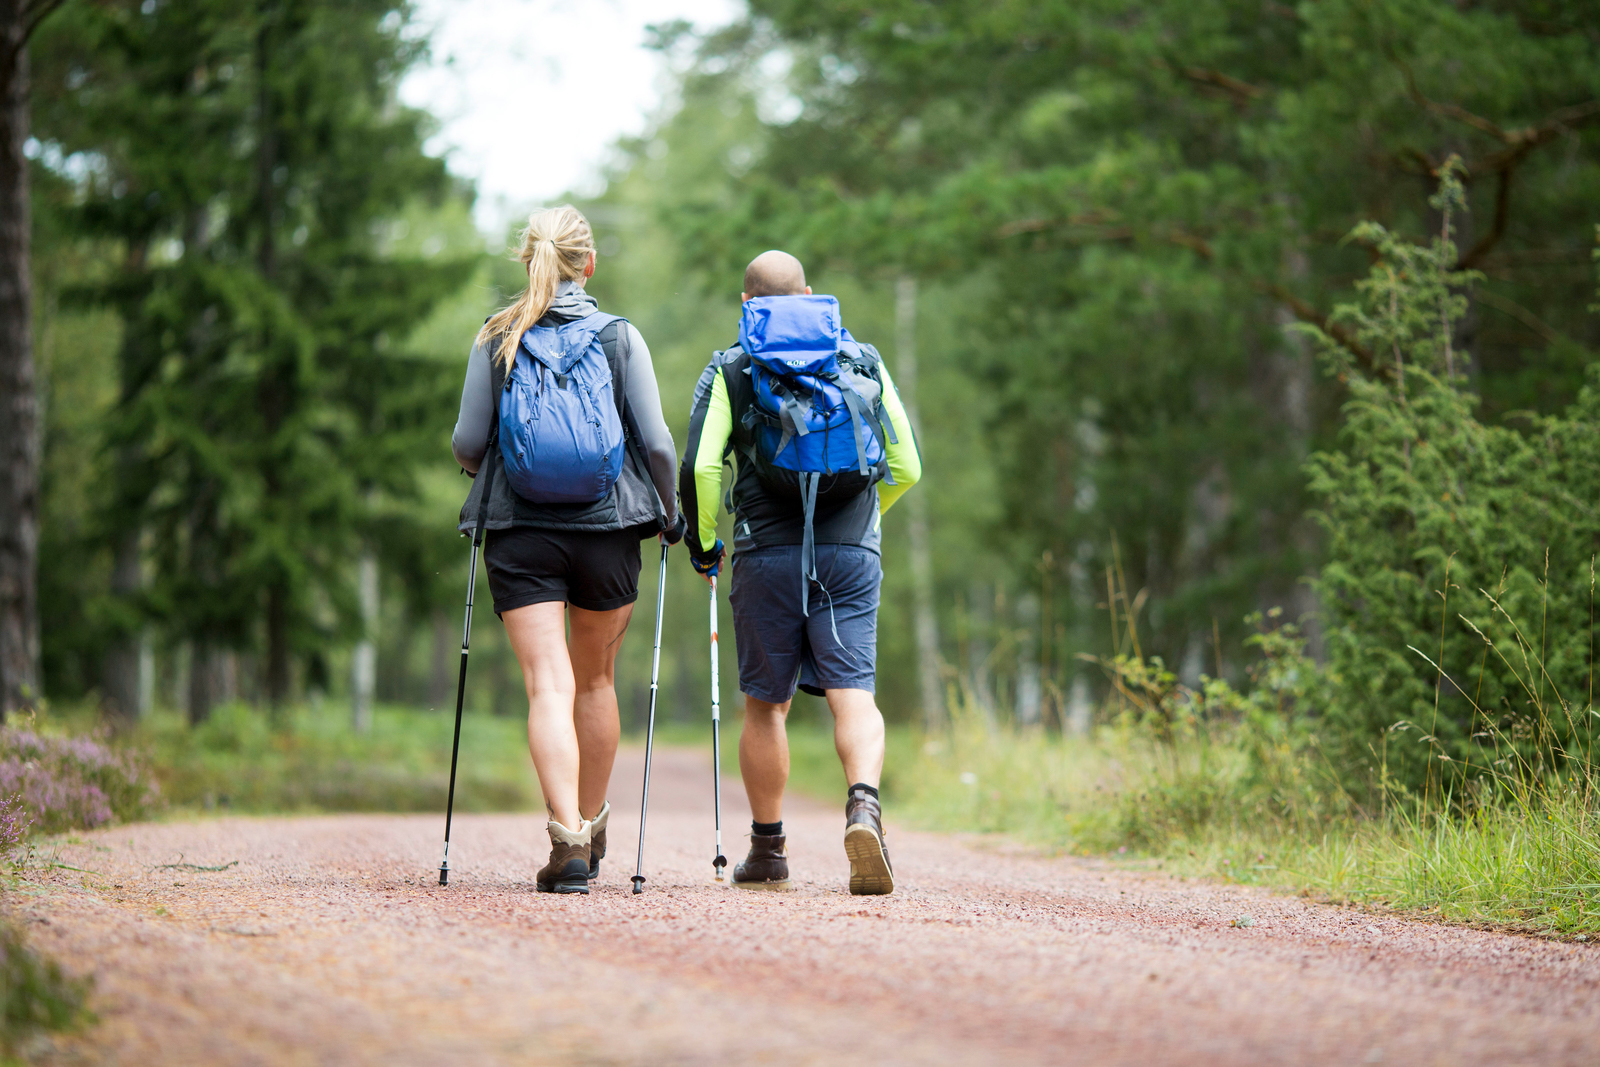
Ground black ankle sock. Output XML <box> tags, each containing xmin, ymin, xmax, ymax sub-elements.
<box><xmin>752</xmin><ymin>820</ymin><xmax>783</xmax><ymax>837</ymax></box>
<box><xmin>848</xmin><ymin>782</ymin><xmax>879</xmax><ymax>800</ymax></box>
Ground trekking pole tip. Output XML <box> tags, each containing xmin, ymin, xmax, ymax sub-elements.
<box><xmin>438</xmin><ymin>864</ymin><xmax>449</xmax><ymax>886</ymax></box>
<box><xmin>630</xmin><ymin>875</ymin><xmax>646</xmax><ymax>895</ymax></box>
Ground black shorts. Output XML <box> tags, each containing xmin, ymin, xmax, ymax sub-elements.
<box><xmin>483</xmin><ymin>527</ymin><xmax>642</xmax><ymax>614</ymax></box>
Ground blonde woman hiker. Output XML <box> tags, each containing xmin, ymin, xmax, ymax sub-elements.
<box><xmin>677</xmin><ymin>250</ymin><xmax>922</xmax><ymax>895</ymax></box>
<box><xmin>451</xmin><ymin>205</ymin><xmax>683</xmax><ymax>894</ymax></box>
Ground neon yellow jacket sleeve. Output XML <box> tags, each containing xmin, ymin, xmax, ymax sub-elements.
<box><xmin>680</xmin><ymin>367</ymin><xmax>733</xmax><ymax>554</ymax></box>
<box><xmin>876</xmin><ymin>362</ymin><xmax>922</xmax><ymax>515</ymax></box>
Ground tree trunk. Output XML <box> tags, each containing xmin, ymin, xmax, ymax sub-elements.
<box><xmin>0</xmin><ymin>4</ymin><xmax>38</xmax><ymax>715</ymax></box>
<box><xmin>350</xmin><ymin>551</ymin><xmax>376</xmax><ymax>732</ymax></box>
<box><xmin>1274</xmin><ymin>243</ymin><xmax>1325</xmax><ymax>662</ymax></box>
<box><xmin>1015</xmin><ymin>592</ymin><xmax>1042</xmax><ymax>726</ymax></box>
<box><xmin>895</xmin><ymin>276</ymin><xmax>944</xmax><ymax>732</ymax></box>
<box><xmin>188</xmin><ymin>641</ymin><xmax>215</xmax><ymax>725</ymax></box>
<box><xmin>255</xmin><ymin>16</ymin><xmax>292</xmax><ymax>712</ymax></box>
<box><xmin>264</xmin><ymin>584</ymin><xmax>289</xmax><ymax>716</ymax></box>
<box><xmin>429</xmin><ymin>608</ymin><xmax>452</xmax><ymax>711</ymax></box>
<box><xmin>101</xmin><ymin>528</ymin><xmax>144</xmax><ymax>725</ymax></box>
<box><xmin>966</xmin><ymin>579</ymin><xmax>998</xmax><ymax>732</ymax></box>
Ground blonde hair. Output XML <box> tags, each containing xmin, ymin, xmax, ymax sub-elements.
<box><xmin>478</xmin><ymin>205</ymin><xmax>596</xmax><ymax>369</ymax></box>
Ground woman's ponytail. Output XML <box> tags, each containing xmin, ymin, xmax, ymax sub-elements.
<box><xmin>479</xmin><ymin>205</ymin><xmax>596</xmax><ymax>370</ymax></box>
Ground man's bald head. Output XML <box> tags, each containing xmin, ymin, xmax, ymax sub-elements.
<box><xmin>742</xmin><ymin>250</ymin><xmax>808</xmax><ymax>299</ymax></box>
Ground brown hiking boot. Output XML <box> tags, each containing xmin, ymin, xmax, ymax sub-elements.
<box><xmin>732</xmin><ymin>833</ymin><xmax>792</xmax><ymax>890</ymax></box>
<box><xmin>844</xmin><ymin>787</ymin><xmax>894</xmax><ymax>895</ymax></box>
<box><xmin>587</xmin><ymin>801</ymin><xmax>610</xmax><ymax>881</ymax></box>
<box><xmin>536</xmin><ymin>818</ymin><xmax>591</xmax><ymax>894</ymax></box>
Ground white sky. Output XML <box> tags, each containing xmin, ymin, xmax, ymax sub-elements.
<box><xmin>399</xmin><ymin>0</ymin><xmax>743</xmax><ymax>234</ymax></box>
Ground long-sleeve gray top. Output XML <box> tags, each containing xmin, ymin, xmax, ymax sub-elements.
<box><xmin>451</xmin><ymin>281</ymin><xmax>678</xmax><ymax>525</ymax></box>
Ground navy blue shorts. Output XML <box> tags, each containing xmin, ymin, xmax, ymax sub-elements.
<box><xmin>728</xmin><ymin>544</ymin><xmax>881</xmax><ymax>703</ymax></box>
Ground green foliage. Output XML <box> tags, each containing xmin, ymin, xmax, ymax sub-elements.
<box><xmin>29</xmin><ymin>0</ymin><xmax>481</xmax><ymax>710</ymax></box>
<box><xmin>657</xmin><ymin>0</ymin><xmax>1600</xmax><ymax>691</ymax></box>
<box><xmin>1078</xmin><ymin>609</ymin><xmax>1346</xmax><ymax>841</ymax></box>
<box><xmin>0</xmin><ymin>921</ymin><xmax>90</xmax><ymax>1057</ymax></box>
<box><xmin>1304</xmin><ymin>162</ymin><xmax>1600</xmax><ymax>792</ymax></box>
<box><xmin>143</xmin><ymin>703</ymin><xmax>535</xmax><ymax>814</ymax></box>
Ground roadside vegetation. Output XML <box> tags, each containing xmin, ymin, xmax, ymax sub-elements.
<box><xmin>799</xmin><ymin>172</ymin><xmax>1600</xmax><ymax>938</ymax></box>
<box><xmin>0</xmin><ymin>716</ymin><xmax>125</xmax><ymax>1057</ymax></box>
<box><xmin>139</xmin><ymin>703</ymin><xmax>535</xmax><ymax>815</ymax></box>
<box><xmin>891</xmin><ymin>702</ymin><xmax>1599</xmax><ymax>937</ymax></box>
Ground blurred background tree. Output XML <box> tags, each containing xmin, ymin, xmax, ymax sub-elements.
<box><xmin>28</xmin><ymin>0</ymin><xmax>480</xmax><ymax>724</ymax></box>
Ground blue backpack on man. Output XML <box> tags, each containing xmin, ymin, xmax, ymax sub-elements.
<box><xmin>739</xmin><ymin>295</ymin><xmax>897</xmax><ymax>490</ymax></box>
<box><xmin>733</xmin><ymin>295</ymin><xmax>897</xmax><ymax>612</ymax></box>
<box><xmin>497</xmin><ymin>312</ymin><xmax>627</xmax><ymax>504</ymax></box>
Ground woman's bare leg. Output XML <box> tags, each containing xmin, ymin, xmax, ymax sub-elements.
<box><xmin>502</xmin><ymin>601</ymin><xmax>581</xmax><ymax>828</ymax></box>
<box><xmin>567</xmin><ymin>602</ymin><xmax>633</xmax><ymax>820</ymax></box>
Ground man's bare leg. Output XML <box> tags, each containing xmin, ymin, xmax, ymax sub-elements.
<box><xmin>827</xmin><ymin>687</ymin><xmax>893</xmax><ymax>895</ymax></box>
<box><xmin>823</xmin><ymin>687</ymin><xmax>884</xmax><ymax>790</ymax></box>
<box><xmin>739</xmin><ymin>688</ymin><xmax>885</xmax><ymax>819</ymax></box>
<box><xmin>739</xmin><ymin>695</ymin><xmax>791</xmax><ymax>824</ymax></box>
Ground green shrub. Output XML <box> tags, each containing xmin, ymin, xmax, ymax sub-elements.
<box><xmin>0</xmin><ymin>920</ymin><xmax>90</xmax><ymax>1057</ymax></box>
<box><xmin>1304</xmin><ymin>160</ymin><xmax>1600</xmax><ymax>794</ymax></box>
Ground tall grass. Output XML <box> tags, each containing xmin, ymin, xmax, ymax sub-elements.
<box><xmin>141</xmin><ymin>702</ymin><xmax>537</xmax><ymax>814</ymax></box>
<box><xmin>883</xmin><ymin>714</ymin><xmax>1599</xmax><ymax>934</ymax></box>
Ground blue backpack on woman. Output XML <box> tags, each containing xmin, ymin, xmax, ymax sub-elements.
<box><xmin>498</xmin><ymin>312</ymin><xmax>627</xmax><ymax>503</ymax></box>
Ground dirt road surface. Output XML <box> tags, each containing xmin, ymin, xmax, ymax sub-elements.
<box><xmin>14</xmin><ymin>746</ymin><xmax>1600</xmax><ymax>1066</ymax></box>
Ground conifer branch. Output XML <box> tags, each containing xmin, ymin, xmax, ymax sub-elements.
<box><xmin>1179</xmin><ymin>66</ymin><xmax>1268</xmax><ymax>107</ymax></box>
<box><xmin>1474</xmin><ymin>288</ymin><xmax>1566</xmax><ymax>346</ymax></box>
<box><xmin>1398</xmin><ymin>62</ymin><xmax>1600</xmax><ymax>270</ymax></box>
<box><xmin>1259</xmin><ymin>281</ymin><xmax>1376</xmax><ymax>372</ymax></box>
<box><xmin>22</xmin><ymin>0</ymin><xmax>68</xmax><ymax>44</ymax></box>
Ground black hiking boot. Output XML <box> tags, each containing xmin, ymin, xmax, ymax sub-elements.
<box><xmin>844</xmin><ymin>787</ymin><xmax>894</xmax><ymax>895</ymax></box>
<box><xmin>587</xmin><ymin>801</ymin><xmax>609</xmax><ymax>881</ymax></box>
<box><xmin>536</xmin><ymin>819</ymin><xmax>591</xmax><ymax>894</ymax></box>
<box><xmin>732</xmin><ymin>833</ymin><xmax>792</xmax><ymax>890</ymax></box>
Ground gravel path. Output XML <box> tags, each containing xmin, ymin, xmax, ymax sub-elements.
<box><xmin>14</xmin><ymin>745</ymin><xmax>1600</xmax><ymax>1066</ymax></box>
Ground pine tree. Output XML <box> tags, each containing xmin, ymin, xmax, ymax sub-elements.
<box><xmin>31</xmin><ymin>0</ymin><xmax>472</xmax><ymax>719</ymax></box>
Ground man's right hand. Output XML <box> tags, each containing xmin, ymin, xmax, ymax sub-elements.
<box><xmin>690</xmin><ymin>537</ymin><xmax>725</xmax><ymax>578</ymax></box>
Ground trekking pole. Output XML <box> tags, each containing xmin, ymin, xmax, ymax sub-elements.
<box><xmin>438</xmin><ymin>533</ymin><xmax>484</xmax><ymax>887</ymax></box>
<box><xmin>631</xmin><ymin>541</ymin><xmax>671</xmax><ymax>894</ymax></box>
<box><xmin>709</xmin><ymin>575</ymin><xmax>727</xmax><ymax>881</ymax></box>
<box><xmin>439</xmin><ymin>450</ymin><xmax>495</xmax><ymax>886</ymax></box>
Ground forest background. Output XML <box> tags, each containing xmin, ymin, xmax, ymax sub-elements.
<box><xmin>2</xmin><ymin>0</ymin><xmax>1599</xmax><ymax>895</ymax></box>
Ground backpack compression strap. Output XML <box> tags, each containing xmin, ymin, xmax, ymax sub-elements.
<box><xmin>800</xmin><ymin>471</ymin><xmax>820</xmax><ymax>617</ymax></box>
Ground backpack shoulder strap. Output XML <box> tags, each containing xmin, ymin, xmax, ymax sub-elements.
<box><xmin>599</xmin><ymin>319</ymin><xmax>659</xmax><ymax>496</ymax></box>
<box><xmin>596</xmin><ymin>316</ymin><xmax>629</xmax><ymax>417</ymax></box>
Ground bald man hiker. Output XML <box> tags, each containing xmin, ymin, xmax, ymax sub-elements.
<box><xmin>678</xmin><ymin>250</ymin><xmax>922</xmax><ymax>895</ymax></box>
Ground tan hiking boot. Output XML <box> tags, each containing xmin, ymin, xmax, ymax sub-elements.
<box><xmin>587</xmin><ymin>801</ymin><xmax>610</xmax><ymax>881</ymax></box>
<box><xmin>732</xmin><ymin>833</ymin><xmax>792</xmax><ymax>890</ymax></box>
<box><xmin>536</xmin><ymin>818</ymin><xmax>592</xmax><ymax>895</ymax></box>
<box><xmin>844</xmin><ymin>787</ymin><xmax>894</xmax><ymax>895</ymax></box>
